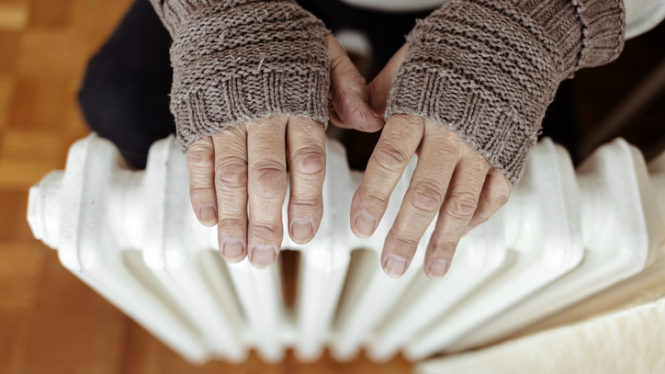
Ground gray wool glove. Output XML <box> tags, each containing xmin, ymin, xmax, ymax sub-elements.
<box><xmin>386</xmin><ymin>0</ymin><xmax>625</xmax><ymax>183</ymax></box>
<box><xmin>148</xmin><ymin>0</ymin><xmax>330</xmax><ymax>150</ymax></box>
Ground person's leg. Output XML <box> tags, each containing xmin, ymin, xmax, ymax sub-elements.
<box><xmin>78</xmin><ymin>0</ymin><xmax>174</xmax><ymax>169</ymax></box>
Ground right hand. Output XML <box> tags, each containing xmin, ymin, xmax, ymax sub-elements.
<box><xmin>186</xmin><ymin>36</ymin><xmax>383</xmax><ymax>267</ymax></box>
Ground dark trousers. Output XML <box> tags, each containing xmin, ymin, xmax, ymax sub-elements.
<box><xmin>78</xmin><ymin>0</ymin><xmax>577</xmax><ymax>170</ymax></box>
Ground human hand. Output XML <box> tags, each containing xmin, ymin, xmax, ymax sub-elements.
<box><xmin>186</xmin><ymin>35</ymin><xmax>382</xmax><ymax>267</ymax></box>
<box><xmin>351</xmin><ymin>46</ymin><xmax>513</xmax><ymax>278</ymax></box>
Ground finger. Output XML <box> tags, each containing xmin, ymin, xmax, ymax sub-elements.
<box><xmin>368</xmin><ymin>45</ymin><xmax>407</xmax><ymax>116</ymax></box>
<box><xmin>467</xmin><ymin>168</ymin><xmax>512</xmax><ymax>229</ymax></box>
<box><xmin>286</xmin><ymin>118</ymin><xmax>326</xmax><ymax>244</ymax></box>
<box><xmin>425</xmin><ymin>152</ymin><xmax>489</xmax><ymax>278</ymax></box>
<box><xmin>212</xmin><ymin>127</ymin><xmax>248</xmax><ymax>262</ymax></box>
<box><xmin>381</xmin><ymin>125</ymin><xmax>460</xmax><ymax>277</ymax></box>
<box><xmin>327</xmin><ymin>35</ymin><xmax>383</xmax><ymax>132</ymax></box>
<box><xmin>350</xmin><ymin>114</ymin><xmax>424</xmax><ymax>239</ymax></box>
<box><xmin>186</xmin><ymin>137</ymin><xmax>217</xmax><ymax>226</ymax></box>
<box><xmin>247</xmin><ymin>116</ymin><xmax>288</xmax><ymax>267</ymax></box>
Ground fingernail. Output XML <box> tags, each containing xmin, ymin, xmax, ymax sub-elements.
<box><xmin>291</xmin><ymin>220</ymin><xmax>314</xmax><ymax>243</ymax></box>
<box><xmin>427</xmin><ymin>259</ymin><xmax>449</xmax><ymax>278</ymax></box>
<box><xmin>221</xmin><ymin>239</ymin><xmax>244</xmax><ymax>262</ymax></box>
<box><xmin>383</xmin><ymin>254</ymin><xmax>407</xmax><ymax>278</ymax></box>
<box><xmin>199</xmin><ymin>207</ymin><xmax>217</xmax><ymax>226</ymax></box>
<box><xmin>353</xmin><ymin>212</ymin><xmax>377</xmax><ymax>238</ymax></box>
<box><xmin>249</xmin><ymin>245</ymin><xmax>277</xmax><ymax>267</ymax></box>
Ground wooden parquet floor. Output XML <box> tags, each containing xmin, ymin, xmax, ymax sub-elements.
<box><xmin>0</xmin><ymin>1</ymin><xmax>413</xmax><ymax>372</ymax></box>
<box><xmin>1</xmin><ymin>0</ymin><xmax>664</xmax><ymax>373</ymax></box>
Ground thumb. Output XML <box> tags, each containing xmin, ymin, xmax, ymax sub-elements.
<box><xmin>327</xmin><ymin>35</ymin><xmax>383</xmax><ymax>132</ymax></box>
<box><xmin>369</xmin><ymin>45</ymin><xmax>408</xmax><ymax>117</ymax></box>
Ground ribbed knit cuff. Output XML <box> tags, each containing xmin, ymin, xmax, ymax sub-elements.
<box><xmin>148</xmin><ymin>0</ymin><xmax>330</xmax><ymax>150</ymax></box>
<box><xmin>573</xmin><ymin>0</ymin><xmax>626</xmax><ymax>69</ymax></box>
<box><xmin>173</xmin><ymin>70</ymin><xmax>329</xmax><ymax>147</ymax></box>
<box><xmin>386</xmin><ymin>0</ymin><xmax>625</xmax><ymax>184</ymax></box>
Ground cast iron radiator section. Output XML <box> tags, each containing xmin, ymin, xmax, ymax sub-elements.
<box><xmin>26</xmin><ymin>134</ymin><xmax>665</xmax><ymax>364</ymax></box>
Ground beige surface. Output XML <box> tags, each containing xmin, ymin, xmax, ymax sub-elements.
<box><xmin>419</xmin><ymin>297</ymin><xmax>665</xmax><ymax>374</ymax></box>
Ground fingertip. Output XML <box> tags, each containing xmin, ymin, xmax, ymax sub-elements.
<box><xmin>425</xmin><ymin>258</ymin><xmax>450</xmax><ymax>278</ymax></box>
<box><xmin>382</xmin><ymin>253</ymin><xmax>408</xmax><ymax>278</ymax></box>
<box><xmin>248</xmin><ymin>245</ymin><xmax>278</xmax><ymax>268</ymax></box>
<box><xmin>290</xmin><ymin>219</ymin><xmax>315</xmax><ymax>244</ymax></box>
<box><xmin>198</xmin><ymin>206</ymin><xmax>217</xmax><ymax>227</ymax></box>
<box><xmin>220</xmin><ymin>238</ymin><xmax>246</xmax><ymax>262</ymax></box>
<box><xmin>351</xmin><ymin>211</ymin><xmax>378</xmax><ymax>238</ymax></box>
<box><xmin>366</xmin><ymin>109</ymin><xmax>386</xmax><ymax>132</ymax></box>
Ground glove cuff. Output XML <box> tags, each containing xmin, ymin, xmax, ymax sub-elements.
<box><xmin>386</xmin><ymin>0</ymin><xmax>625</xmax><ymax>183</ymax></box>
<box><xmin>149</xmin><ymin>0</ymin><xmax>330</xmax><ymax>150</ymax></box>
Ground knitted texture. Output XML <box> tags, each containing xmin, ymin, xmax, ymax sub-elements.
<box><xmin>386</xmin><ymin>0</ymin><xmax>625</xmax><ymax>183</ymax></box>
<box><xmin>148</xmin><ymin>0</ymin><xmax>330</xmax><ymax>150</ymax></box>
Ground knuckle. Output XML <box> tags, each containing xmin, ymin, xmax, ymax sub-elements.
<box><xmin>445</xmin><ymin>191</ymin><xmax>478</xmax><ymax>220</ymax></box>
<box><xmin>388</xmin><ymin>235</ymin><xmax>420</xmax><ymax>252</ymax></box>
<box><xmin>492</xmin><ymin>189</ymin><xmax>510</xmax><ymax>206</ymax></box>
<box><xmin>358</xmin><ymin>186</ymin><xmax>389</xmax><ymax>209</ymax></box>
<box><xmin>345</xmin><ymin>105</ymin><xmax>370</xmax><ymax>125</ymax></box>
<box><xmin>250</xmin><ymin>222</ymin><xmax>282</xmax><ymax>242</ymax></box>
<box><xmin>466</xmin><ymin>158</ymin><xmax>489</xmax><ymax>176</ymax></box>
<box><xmin>218</xmin><ymin>218</ymin><xmax>244</xmax><ymax>231</ymax></box>
<box><xmin>189</xmin><ymin>186</ymin><xmax>214</xmax><ymax>206</ymax></box>
<box><xmin>486</xmin><ymin>180</ymin><xmax>511</xmax><ymax>208</ymax></box>
<box><xmin>410</xmin><ymin>181</ymin><xmax>444</xmax><ymax>214</ymax></box>
<box><xmin>190</xmin><ymin>185</ymin><xmax>213</xmax><ymax>197</ymax></box>
<box><xmin>429</xmin><ymin>240</ymin><xmax>458</xmax><ymax>256</ymax></box>
<box><xmin>329</xmin><ymin>51</ymin><xmax>346</xmax><ymax>72</ymax></box>
<box><xmin>214</xmin><ymin>158</ymin><xmax>247</xmax><ymax>188</ymax></box>
<box><xmin>393</xmin><ymin>114</ymin><xmax>422</xmax><ymax>127</ymax></box>
<box><xmin>491</xmin><ymin>178</ymin><xmax>512</xmax><ymax>206</ymax></box>
<box><xmin>252</xmin><ymin>161</ymin><xmax>286</xmax><ymax>197</ymax></box>
<box><xmin>187</xmin><ymin>145</ymin><xmax>214</xmax><ymax>169</ymax></box>
<box><xmin>350</xmin><ymin>74</ymin><xmax>368</xmax><ymax>88</ymax></box>
<box><xmin>292</xmin><ymin>145</ymin><xmax>325</xmax><ymax>176</ymax></box>
<box><xmin>290</xmin><ymin>199</ymin><xmax>323</xmax><ymax>220</ymax></box>
<box><xmin>435</xmin><ymin>138</ymin><xmax>460</xmax><ymax>160</ymax></box>
<box><xmin>373</xmin><ymin>141</ymin><xmax>410</xmax><ymax>170</ymax></box>
<box><xmin>290</xmin><ymin>198</ymin><xmax>322</xmax><ymax>211</ymax></box>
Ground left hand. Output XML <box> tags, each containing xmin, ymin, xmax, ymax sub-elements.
<box><xmin>350</xmin><ymin>46</ymin><xmax>513</xmax><ymax>278</ymax></box>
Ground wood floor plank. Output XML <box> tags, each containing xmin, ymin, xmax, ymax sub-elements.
<box><xmin>0</xmin><ymin>2</ymin><xmax>28</xmax><ymax>31</ymax></box>
<box><xmin>15</xmin><ymin>30</ymin><xmax>87</xmax><ymax>78</ymax></box>
<box><xmin>0</xmin><ymin>130</ymin><xmax>71</xmax><ymax>164</ymax></box>
<box><xmin>0</xmin><ymin>310</ymin><xmax>30</xmax><ymax>373</ymax></box>
<box><xmin>0</xmin><ymin>241</ymin><xmax>46</xmax><ymax>309</ymax></box>
<box><xmin>0</xmin><ymin>32</ymin><xmax>20</xmax><ymax>74</ymax></box>
<box><xmin>7</xmin><ymin>76</ymin><xmax>76</xmax><ymax>133</ymax></box>
<box><xmin>27</xmin><ymin>0</ymin><xmax>74</xmax><ymax>30</ymax></box>
<box><xmin>18</xmin><ymin>253</ymin><xmax>127</xmax><ymax>374</ymax></box>
<box><xmin>0</xmin><ymin>75</ymin><xmax>11</xmax><ymax>129</ymax></box>
<box><xmin>0</xmin><ymin>189</ymin><xmax>34</xmax><ymax>241</ymax></box>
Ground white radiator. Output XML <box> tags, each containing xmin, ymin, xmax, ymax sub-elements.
<box><xmin>26</xmin><ymin>134</ymin><xmax>665</xmax><ymax>366</ymax></box>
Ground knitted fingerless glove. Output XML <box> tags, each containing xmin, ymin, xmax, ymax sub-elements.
<box><xmin>386</xmin><ymin>0</ymin><xmax>625</xmax><ymax>183</ymax></box>
<box><xmin>148</xmin><ymin>0</ymin><xmax>330</xmax><ymax>150</ymax></box>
